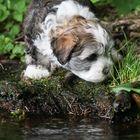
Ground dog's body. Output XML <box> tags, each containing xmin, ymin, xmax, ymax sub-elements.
<box><xmin>24</xmin><ymin>0</ymin><xmax>121</xmax><ymax>82</ymax></box>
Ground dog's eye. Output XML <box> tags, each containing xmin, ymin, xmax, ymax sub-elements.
<box><xmin>86</xmin><ymin>53</ymin><xmax>98</xmax><ymax>61</ymax></box>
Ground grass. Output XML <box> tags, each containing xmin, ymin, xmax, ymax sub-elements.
<box><xmin>110</xmin><ymin>40</ymin><xmax>140</xmax><ymax>88</ymax></box>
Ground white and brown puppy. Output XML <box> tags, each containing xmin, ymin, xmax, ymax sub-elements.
<box><xmin>24</xmin><ymin>0</ymin><xmax>121</xmax><ymax>83</ymax></box>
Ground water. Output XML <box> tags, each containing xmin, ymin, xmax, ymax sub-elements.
<box><xmin>0</xmin><ymin>118</ymin><xmax>140</xmax><ymax>140</ymax></box>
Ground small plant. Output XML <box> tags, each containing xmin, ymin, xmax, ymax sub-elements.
<box><xmin>110</xmin><ymin>40</ymin><xmax>140</xmax><ymax>94</ymax></box>
<box><xmin>0</xmin><ymin>35</ymin><xmax>25</xmax><ymax>61</ymax></box>
<box><xmin>111</xmin><ymin>41</ymin><xmax>140</xmax><ymax>87</ymax></box>
<box><xmin>0</xmin><ymin>0</ymin><xmax>29</xmax><ymax>61</ymax></box>
<box><xmin>11</xmin><ymin>109</ymin><xmax>25</xmax><ymax>120</ymax></box>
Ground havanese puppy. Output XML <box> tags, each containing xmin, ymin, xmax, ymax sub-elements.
<box><xmin>23</xmin><ymin>0</ymin><xmax>121</xmax><ymax>83</ymax></box>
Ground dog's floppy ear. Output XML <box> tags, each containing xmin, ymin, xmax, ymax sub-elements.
<box><xmin>51</xmin><ymin>34</ymin><xmax>78</xmax><ymax>65</ymax></box>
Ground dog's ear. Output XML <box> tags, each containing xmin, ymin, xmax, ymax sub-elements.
<box><xmin>51</xmin><ymin>34</ymin><xmax>78</xmax><ymax>65</ymax></box>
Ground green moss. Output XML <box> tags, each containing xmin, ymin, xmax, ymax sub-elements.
<box><xmin>21</xmin><ymin>69</ymin><xmax>110</xmax><ymax>102</ymax></box>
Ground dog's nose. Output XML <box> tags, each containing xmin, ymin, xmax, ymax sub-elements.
<box><xmin>102</xmin><ymin>66</ymin><xmax>110</xmax><ymax>75</ymax></box>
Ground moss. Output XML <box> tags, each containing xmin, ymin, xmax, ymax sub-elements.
<box><xmin>0</xmin><ymin>63</ymin><xmax>140</xmax><ymax>122</ymax></box>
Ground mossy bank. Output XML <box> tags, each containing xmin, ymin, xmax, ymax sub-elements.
<box><xmin>0</xmin><ymin>61</ymin><xmax>140</xmax><ymax>123</ymax></box>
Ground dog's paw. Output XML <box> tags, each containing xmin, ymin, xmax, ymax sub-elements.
<box><xmin>24</xmin><ymin>65</ymin><xmax>51</xmax><ymax>79</ymax></box>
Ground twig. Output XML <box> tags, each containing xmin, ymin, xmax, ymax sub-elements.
<box><xmin>0</xmin><ymin>63</ymin><xmax>4</xmax><ymax>69</ymax></box>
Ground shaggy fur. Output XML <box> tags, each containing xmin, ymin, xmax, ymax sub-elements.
<box><xmin>23</xmin><ymin>0</ymin><xmax>121</xmax><ymax>82</ymax></box>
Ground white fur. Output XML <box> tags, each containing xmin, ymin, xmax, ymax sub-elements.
<box><xmin>54</xmin><ymin>0</ymin><xmax>95</xmax><ymax>22</ymax></box>
<box><xmin>24</xmin><ymin>65</ymin><xmax>51</xmax><ymax>79</ymax></box>
<box><xmin>72</xmin><ymin>57</ymin><xmax>113</xmax><ymax>83</ymax></box>
<box><xmin>86</xmin><ymin>24</ymin><xmax>109</xmax><ymax>47</ymax></box>
<box><xmin>34</xmin><ymin>0</ymin><xmax>96</xmax><ymax>58</ymax></box>
<box><xmin>32</xmin><ymin>0</ymin><xmax>96</xmax><ymax>75</ymax></box>
<box><xmin>24</xmin><ymin>0</ymin><xmax>118</xmax><ymax>82</ymax></box>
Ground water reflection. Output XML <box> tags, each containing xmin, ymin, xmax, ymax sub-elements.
<box><xmin>0</xmin><ymin>123</ymin><xmax>23</xmax><ymax>140</ymax></box>
<box><xmin>0</xmin><ymin>118</ymin><xmax>140</xmax><ymax>140</ymax></box>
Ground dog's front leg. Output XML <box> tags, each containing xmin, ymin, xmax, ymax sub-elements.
<box><xmin>24</xmin><ymin>64</ymin><xmax>52</xmax><ymax>79</ymax></box>
<box><xmin>23</xmin><ymin>48</ymin><xmax>58</xmax><ymax>79</ymax></box>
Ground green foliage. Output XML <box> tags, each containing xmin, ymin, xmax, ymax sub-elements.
<box><xmin>0</xmin><ymin>4</ymin><xmax>9</xmax><ymax>22</ymax></box>
<box><xmin>0</xmin><ymin>35</ymin><xmax>25</xmax><ymax>61</ymax></box>
<box><xmin>110</xmin><ymin>41</ymin><xmax>140</xmax><ymax>87</ymax></box>
<box><xmin>0</xmin><ymin>0</ymin><xmax>27</xmax><ymax>22</ymax></box>
<box><xmin>91</xmin><ymin>0</ymin><xmax>101</xmax><ymax>3</ymax></box>
<box><xmin>110</xmin><ymin>0</ymin><xmax>140</xmax><ymax>15</ymax></box>
<box><xmin>110</xmin><ymin>40</ymin><xmax>140</xmax><ymax>95</ymax></box>
<box><xmin>91</xmin><ymin>0</ymin><xmax>140</xmax><ymax>15</ymax></box>
<box><xmin>11</xmin><ymin>109</ymin><xmax>25</xmax><ymax>120</ymax></box>
<box><xmin>112</xmin><ymin>83</ymin><xmax>140</xmax><ymax>95</ymax></box>
<box><xmin>0</xmin><ymin>0</ymin><xmax>29</xmax><ymax>61</ymax></box>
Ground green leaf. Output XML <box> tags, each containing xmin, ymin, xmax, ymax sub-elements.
<box><xmin>0</xmin><ymin>35</ymin><xmax>4</xmax><ymax>53</ymax></box>
<box><xmin>11</xmin><ymin>44</ymin><xmax>25</xmax><ymax>59</ymax></box>
<box><xmin>0</xmin><ymin>46</ymin><xmax>4</xmax><ymax>54</ymax></box>
<box><xmin>4</xmin><ymin>37</ymin><xmax>11</xmax><ymax>44</ymax></box>
<box><xmin>5</xmin><ymin>42</ymin><xmax>14</xmax><ymax>53</ymax></box>
<box><xmin>8</xmin><ymin>24</ymin><xmax>20</xmax><ymax>38</ymax></box>
<box><xmin>11</xmin><ymin>0</ymin><xmax>26</xmax><ymax>12</ymax></box>
<box><xmin>0</xmin><ymin>36</ymin><xmax>13</xmax><ymax>54</ymax></box>
<box><xmin>91</xmin><ymin>0</ymin><xmax>100</xmax><ymax>3</ymax></box>
<box><xmin>0</xmin><ymin>4</ymin><xmax>9</xmax><ymax>22</ymax></box>
<box><xmin>0</xmin><ymin>0</ymin><xmax>3</xmax><ymax>3</ymax></box>
<box><xmin>110</xmin><ymin>0</ymin><xmax>140</xmax><ymax>15</ymax></box>
<box><xmin>13</xmin><ymin>12</ymin><xmax>23</xmax><ymax>22</ymax></box>
<box><xmin>4</xmin><ymin>22</ymin><xmax>14</xmax><ymax>30</ymax></box>
<box><xmin>112</xmin><ymin>83</ymin><xmax>140</xmax><ymax>95</ymax></box>
<box><xmin>0</xmin><ymin>35</ymin><xmax>5</xmax><ymax>41</ymax></box>
<box><xmin>3</xmin><ymin>0</ymin><xmax>11</xmax><ymax>9</ymax></box>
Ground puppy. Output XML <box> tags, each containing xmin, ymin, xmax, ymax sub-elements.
<box><xmin>24</xmin><ymin>0</ymin><xmax>121</xmax><ymax>83</ymax></box>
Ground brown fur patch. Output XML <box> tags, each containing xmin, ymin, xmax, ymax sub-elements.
<box><xmin>52</xmin><ymin>34</ymin><xmax>78</xmax><ymax>64</ymax></box>
<box><xmin>51</xmin><ymin>16</ymin><xmax>97</xmax><ymax>65</ymax></box>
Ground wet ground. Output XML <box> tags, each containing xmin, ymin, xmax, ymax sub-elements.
<box><xmin>0</xmin><ymin>118</ymin><xmax>140</xmax><ymax>140</ymax></box>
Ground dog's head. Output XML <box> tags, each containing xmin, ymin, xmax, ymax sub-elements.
<box><xmin>51</xmin><ymin>16</ymin><xmax>121</xmax><ymax>82</ymax></box>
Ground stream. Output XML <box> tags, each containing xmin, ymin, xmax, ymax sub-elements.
<box><xmin>0</xmin><ymin>118</ymin><xmax>140</xmax><ymax>140</ymax></box>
